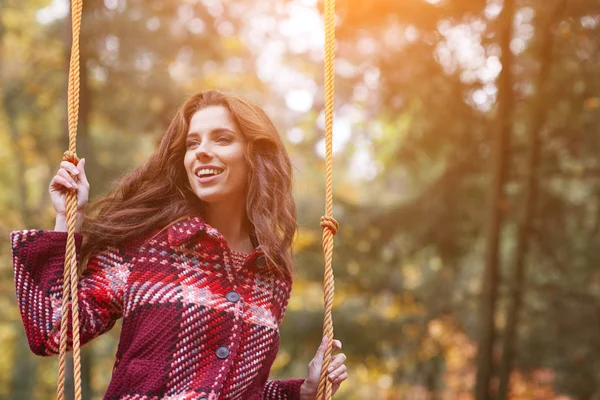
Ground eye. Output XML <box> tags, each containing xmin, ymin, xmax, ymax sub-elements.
<box><xmin>216</xmin><ymin>135</ymin><xmax>232</xmax><ymax>144</ymax></box>
<box><xmin>186</xmin><ymin>139</ymin><xmax>200</xmax><ymax>148</ymax></box>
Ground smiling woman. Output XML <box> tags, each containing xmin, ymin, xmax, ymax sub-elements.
<box><xmin>10</xmin><ymin>90</ymin><xmax>348</xmax><ymax>399</ymax></box>
<box><xmin>183</xmin><ymin>106</ymin><xmax>251</xmax><ymax>246</ymax></box>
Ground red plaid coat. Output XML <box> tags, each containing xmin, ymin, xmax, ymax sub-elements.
<box><xmin>10</xmin><ymin>216</ymin><xmax>305</xmax><ymax>399</ymax></box>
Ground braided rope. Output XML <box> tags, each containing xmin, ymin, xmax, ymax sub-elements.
<box><xmin>316</xmin><ymin>0</ymin><xmax>337</xmax><ymax>398</ymax></box>
<box><xmin>58</xmin><ymin>1</ymin><xmax>83</xmax><ymax>399</ymax></box>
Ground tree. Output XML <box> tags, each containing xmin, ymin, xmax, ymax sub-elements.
<box><xmin>496</xmin><ymin>2</ymin><xmax>566</xmax><ymax>398</ymax></box>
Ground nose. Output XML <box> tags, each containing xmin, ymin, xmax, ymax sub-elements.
<box><xmin>194</xmin><ymin>141</ymin><xmax>214</xmax><ymax>159</ymax></box>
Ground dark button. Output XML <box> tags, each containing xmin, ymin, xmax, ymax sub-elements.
<box><xmin>216</xmin><ymin>346</ymin><xmax>230</xmax><ymax>359</ymax></box>
<box><xmin>256</xmin><ymin>255</ymin><xmax>267</xmax><ymax>267</ymax></box>
<box><xmin>226</xmin><ymin>291</ymin><xmax>240</xmax><ymax>303</ymax></box>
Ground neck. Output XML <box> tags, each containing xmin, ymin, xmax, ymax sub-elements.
<box><xmin>203</xmin><ymin>199</ymin><xmax>253</xmax><ymax>253</ymax></box>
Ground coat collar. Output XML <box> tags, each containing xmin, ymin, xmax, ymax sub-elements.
<box><xmin>167</xmin><ymin>216</ymin><xmax>221</xmax><ymax>247</ymax></box>
<box><xmin>164</xmin><ymin>215</ymin><xmax>292</xmax><ymax>280</ymax></box>
<box><xmin>166</xmin><ymin>216</ymin><xmax>263</xmax><ymax>256</ymax></box>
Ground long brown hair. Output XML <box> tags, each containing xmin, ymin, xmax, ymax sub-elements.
<box><xmin>80</xmin><ymin>90</ymin><xmax>297</xmax><ymax>277</ymax></box>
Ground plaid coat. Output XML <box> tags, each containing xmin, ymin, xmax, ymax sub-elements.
<box><xmin>10</xmin><ymin>216</ymin><xmax>305</xmax><ymax>399</ymax></box>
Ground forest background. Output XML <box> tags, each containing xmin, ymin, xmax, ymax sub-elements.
<box><xmin>1</xmin><ymin>0</ymin><xmax>599</xmax><ymax>399</ymax></box>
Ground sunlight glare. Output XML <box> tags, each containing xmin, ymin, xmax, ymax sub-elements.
<box><xmin>316</xmin><ymin>115</ymin><xmax>352</xmax><ymax>156</ymax></box>
<box><xmin>287</xmin><ymin>127</ymin><xmax>304</xmax><ymax>144</ymax></box>
<box><xmin>285</xmin><ymin>90</ymin><xmax>314</xmax><ymax>113</ymax></box>
<box><xmin>484</xmin><ymin>0</ymin><xmax>503</xmax><ymax>20</ymax></box>
<box><xmin>349</xmin><ymin>141</ymin><xmax>378</xmax><ymax>181</ymax></box>
<box><xmin>36</xmin><ymin>0</ymin><xmax>68</xmax><ymax>25</ymax></box>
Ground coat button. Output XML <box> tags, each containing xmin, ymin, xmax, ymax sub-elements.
<box><xmin>226</xmin><ymin>291</ymin><xmax>240</xmax><ymax>303</ymax></box>
<box><xmin>256</xmin><ymin>255</ymin><xmax>267</xmax><ymax>267</ymax></box>
<box><xmin>216</xmin><ymin>346</ymin><xmax>230</xmax><ymax>359</ymax></box>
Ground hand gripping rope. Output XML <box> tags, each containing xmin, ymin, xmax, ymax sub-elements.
<box><xmin>59</xmin><ymin>1</ymin><xmax>338</xmax><ymax>399</ymax></box>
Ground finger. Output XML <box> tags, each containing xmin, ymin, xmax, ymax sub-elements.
<box><xmin>327</xmin><ymin>353</ymin><xmax>347</xmax><ymax>372</ymax></box>
<box><xmin>57</xmin><ymin>169</ymin><xmax>78</xmax><ymax>188</ymax></box>
<box><xmin>52</xmin><ymin>175</ymin><xmax>74</xmax><ymax>189</ymax></box>
<box><xmin>314</xmin><ymin>337</ymin><xmax>330</xmax><ymax>361</ymax></box>
<box><xmin>58</xmin><ymin>169</ymin><xmax>78</xmax><ymax>188</ymax></box>
<box><xmin>329</xmin><ymin>364</ymin><xmax>347</xmax><ymax>380</ymax></box>
<box><xmin>333</xmin><ymin>371</ymin><xmax>348</xmax><ymax>384</ymax></box>
<box><xmin>60</xmin><ymin>160</ymin><xmax>80</xmax><ymax>176</ymax></box>
<box><xmin>333</xmin><ymin>339</ymin><xmax>342</xmax><ymax>350</ymax></box>
<box><xmin>77</xmin><ymin>158</ymin><xmax>89</xmax><ymax>186</ymax></box>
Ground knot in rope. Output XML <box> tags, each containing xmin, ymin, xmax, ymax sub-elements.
<box><xmin>63</xmin><ymin>150</ymin><xmax>80</xmax><ymax>166</ymax></box>
<box><xmin>320</xmin><ymin>216</ymin><xmax>339</xmax><ymax>236</ymax></box>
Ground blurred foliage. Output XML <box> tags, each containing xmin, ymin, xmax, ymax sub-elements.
<box><xmin>1</xmin><ymin>0</ymin><xmax>600</xmax><ymax>399</ymax></box>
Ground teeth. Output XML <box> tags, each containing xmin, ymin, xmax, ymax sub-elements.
<box><xmin>196</xmin><ymin>168</ymin><xmax>222</xmax><ymax>177</ymax></box>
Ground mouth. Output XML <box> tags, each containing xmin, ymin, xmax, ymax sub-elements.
<box><xmin>194</xmin><ymin>166</ymin><xmax>224</xmax><ymax>180</ymax></box>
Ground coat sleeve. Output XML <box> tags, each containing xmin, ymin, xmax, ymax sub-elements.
<box><xmin>10</xmin><ymin>229</ymin><xmax>135</xmax><ymax>356</ymax></box>
<box><xmin>263</xmin><ymin>378</ymin><xmax>305</xmax><ymax>399</ymax></box>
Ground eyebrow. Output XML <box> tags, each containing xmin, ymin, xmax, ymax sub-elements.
<box><xmin>187</xmin><ymin>128</ymin><xmax>236</xmax><ymax>138</ymax></box>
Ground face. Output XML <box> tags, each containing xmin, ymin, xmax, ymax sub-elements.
<box><xmin>183</xmin><ymin>105</ymin><xmax>249</xmax><ymax>204</ymax></box>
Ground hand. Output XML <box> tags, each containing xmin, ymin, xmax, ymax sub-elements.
<box><xmin>300</xmin><ymin>337</ymin><xmax>348</xmax><ymax>399</ymax></box>
<box><xmin>49</xmin><ymin>158</ymin><xmax>90</xmax><ymax>218</ymax></box>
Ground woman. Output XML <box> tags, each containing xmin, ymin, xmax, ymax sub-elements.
<box><xmin>10</xmin><ymin>90</ymin><xmax>348</xmax><ymax>399</ymax></box>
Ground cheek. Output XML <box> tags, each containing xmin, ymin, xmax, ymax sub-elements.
<box><xmin>229</xmin><ymin>156</ymin><xmax>250</xmax><ymax>187</ymax></box>
<box><xmin>237</xmin><ymin>154</ymin><xmax>250</xmax><ymax>175</ymax></box>
<box><xmin>230</xmin><ymin>160</ymin><xmax>247</xmax><ymax>180</ymax></box>
<box><xmin>225</xmin><ymin>147</ymin><xmax>249</xmax><ymax>177</ymax></box>
<box><xmin>183</xmin><ymin>152</ymin><xmax>194</xmax><ymax>172</ymax></box>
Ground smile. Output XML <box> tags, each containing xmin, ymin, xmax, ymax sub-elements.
<box><xmin>195</xmin><ymin>168</ymin><xmax>224</xmax><ymax>178</ymax></box>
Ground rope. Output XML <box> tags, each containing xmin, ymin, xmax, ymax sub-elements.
<box><xmin>58</xmin><ymin>0</ymin><xmax>83</xmax><ymax>399</ymax></box>
<box><xmin>317</xmin><ymin>0</ymin><xmax>338</xmax><ymax>398</ymax></box>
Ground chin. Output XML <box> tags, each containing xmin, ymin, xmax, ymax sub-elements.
<box><xmin>194</xmin><ymin>193</ymin><xmax>221</xmax><ymax>204</ymax></box>
<box><xmin>194</xmin><ymin>189</ymin><xmax>247</xmax><ymax>205</ymax></box>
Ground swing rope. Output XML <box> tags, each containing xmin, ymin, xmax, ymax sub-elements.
<box><xmin>58</xmin><ymin>0</ymin><xmax>83</xmax><ymax>398</ymax></box>
<box><xmin>317</xmin><ymin>0</ymin><xmax>338</xmax><ymax>399</ymax></box>
<box><xmin>59</xmin><ymin>0</ymin><xmax>337</xmax><ymax>399</ymax></box>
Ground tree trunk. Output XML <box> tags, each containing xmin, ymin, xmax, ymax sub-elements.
<box><xmin>496</xmin><ymin>2</ymin><xmax>566</xmax><ymax>399</ymax></box>
<box><xmin>474</xmin><ymin>0</ymin><xmax>515</xmax><ymax>399</ymax></box>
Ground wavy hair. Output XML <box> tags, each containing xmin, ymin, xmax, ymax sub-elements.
<box><xmin>80</xmin><ymin>90</ymin><xmax>297</xmax><ymax>277</ymax></box>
